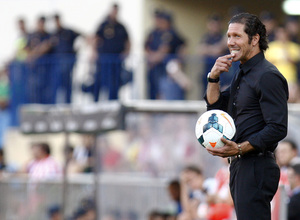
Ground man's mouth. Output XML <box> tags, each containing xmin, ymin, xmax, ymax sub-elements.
<box><xmin>231</xmin><ymin>49</ymin><xmax>239</xmax><ymax>54</ymax></box>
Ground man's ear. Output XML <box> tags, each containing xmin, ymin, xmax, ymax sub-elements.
<box><xmin>252</xmin><ymin>34</ymin><xmax>260</xmax><ymax>47</ymax></box>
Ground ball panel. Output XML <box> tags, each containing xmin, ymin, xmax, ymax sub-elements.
<box><xmin>198</xmin><ymin>135</ymin><xmax>206</xmax><ymax>148</ymax></box>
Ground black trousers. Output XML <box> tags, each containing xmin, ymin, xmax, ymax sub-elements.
<box><xmin>230</xmin><ymin>153</ymin><xmax>280</xmax><ymax>220</ymax></box>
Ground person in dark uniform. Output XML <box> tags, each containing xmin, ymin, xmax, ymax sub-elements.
<box><xmin>287</xmin><ymin>163</ymin><xmax>300</xmax><ymax>220</ymax></box>
<box><xmin>51</xmin><ymin>14</ymin><xmax>80</xmax><ymax>103</ymax></box>
<box><xmin>198</xmin><ymin>14</ymin><xmax>232</xmax><ymax>96</ymax></box>
<box><xmin>91</xmin><ymin>4</ymin><xmax>130</xmax><ymax>101</ymax></box>
<box><xmin>145</xmin><ymin>10</ymin><xmax>186</xmax><ymax>100</ymax></box>
<box><xmin>205</xmin><ymin>13</ymin><xmax>288</xmax><ymax>220</ymax></box>
<box><xmin>285</xmin><ymin>15</ymin><xmax>300</xmax><ymax>44</ymax></box>
<box><xmin>26</xmin><ymin>16</ymin><xmax>53</xmax><ymax>104</ymax></box>
<box><xmin>9</xmin><ymin>17</ymin><xmax>30</xmax><ymax>126</ymax></box>
<box><xmin>260</xmin><ymin>11</ymin><xmax>277</xmax><ymax>43</ymax></box>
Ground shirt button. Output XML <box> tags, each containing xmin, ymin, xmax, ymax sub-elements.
<box><xmin>233</xmin><ymin>102</ymin><xmax>236</xmax><ymax>106</ymax></box>
<box><xmin>237</xmin><ymin>86</ymin><xmax>240</xmax><ymax>89</ymax></box>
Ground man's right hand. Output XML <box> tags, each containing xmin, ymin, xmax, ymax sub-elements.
<box><xmin>210</xmin><ymin>53</ymin><xmax>235</xmax><ymax>78</ymax></box>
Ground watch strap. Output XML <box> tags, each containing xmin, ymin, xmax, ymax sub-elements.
<box><xmin>207</xmin><ymin>72</ymin><xmax>220</xmax><ymax>83</ymax></box>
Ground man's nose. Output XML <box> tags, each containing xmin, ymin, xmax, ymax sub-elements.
<box><xmin>228</xmin><ymin>37</ymin><xmax>235</xmax><ymax>46</ymax></box>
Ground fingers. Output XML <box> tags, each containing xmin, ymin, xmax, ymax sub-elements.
<box><xmin>211</xmin><ymin>54</ymin><xmax>234</xmax><ymax>76</ymax></box>
<box><xmin>206</xmin><ymin>148</ymin><xmax>221</xmax><ymax>156</ymax></box>
<box><xmin>207</xmin><ymin>138</ymin><xmax>236</xmax><ymax>157</ymax></box>
<box><xmin>221</xmin><ymin>137</ymin><xmax>230</xmax><ymax>145</ymax></box>
<box><xmin>207</xmin><ymin>149</ymin><xmax>226</xmax><ymax>158</ymax></box>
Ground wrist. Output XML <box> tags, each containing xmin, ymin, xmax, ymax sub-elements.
<box><xmin>207</xmin><ymin>72</ymin><xmax>220</xmax><ymax>83</ymax></box>
<box><xmin>237</xmin><ymin>144</ymin><xmax>243</xmax><ymax>157</ymax></box>
<box><xmin>208</xmin><ymin>72</ymin><xmax>219</xmax><ymax>79</ymax></box>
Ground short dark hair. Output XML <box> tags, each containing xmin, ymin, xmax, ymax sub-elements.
<box><xmin>33</xmin><ymin>142</ymin><xmax>51</xmax><ymax>155</ymax></box>
<box><xmin>208</xmin><ymin>14</ymin><xmax>222</xmax><ymax>22</ymax></box>
<box><xmin>229</xmin><ymin>12</ymin><xmax>269</xmax><ymax>52</ymax></box>
<box><xmin>291</xmin><ymin>163</ymin><xmax>300</xmax><ymax>176</ymax></box>
<box><xmin>53</xmin><ymin>13</ymin><xmax>60</xmax><ymax>20</ymax></box>
<box><xmin>38</xmin><ymin>16</ymin><xmax>46</xmax><ymax>22</ymax></box>
<box><xmin>113</xmin><ymin>3</ymin><xmax>119</xmax><ymax>9</ymax></box>
<box><xmin>281</xmin><ymin>139</ymin><xmax>298</xmax><ymax>151</ymax></box>
<box><xmin>184</xmin><ymin>165</ymin><xmax>203</xmax><ymax>175</ymax></box>
<box><xmin>168</xmin><ymin>179</ymin><xmax>180</xmax><ymax>187</ymax></box>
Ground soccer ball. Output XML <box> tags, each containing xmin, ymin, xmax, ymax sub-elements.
<box><xmin>195</xmin><ymin>110</ymin><xmax>236</xmax><ymax>149</ymax></box>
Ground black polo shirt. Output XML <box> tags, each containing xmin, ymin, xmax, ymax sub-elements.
<box><xmin>205</xmin><ymin>52</ymin><xmax>289</xmax><ymax>153</ymax></box>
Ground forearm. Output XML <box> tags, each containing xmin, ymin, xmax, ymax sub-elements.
<box><xmin>180</xmin><ymin>183</ymin><xmax>192</xmax><ymax>212</ymax></box>
<box><xmin>206</xmin><ymin>81</ymin><xmax>220</xmax><ymax>105</ymax></box>
<box><xmin>238</xmin><ymin>141</ymin><xmax>255</xmax><ymax>156</ymax></box>
<box><xmin>248</xmin><ymin>123</ymin><xmax>287</xmax><ymax>152</ymax></box>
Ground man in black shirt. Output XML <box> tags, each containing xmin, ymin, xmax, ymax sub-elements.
<box><xmin>205</xmin><ymin>13</ymin><xmax>288</xmax><ymax>220</ymax></box>
<box><xmin>93</xmin><ymin>4</ymin><xmax>130</xmax><ymax>101</ymax></box>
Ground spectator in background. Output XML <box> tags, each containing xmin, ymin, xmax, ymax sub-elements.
<box><xmin>205</xmin><ymin>158</ymin><xmax>234</xmax><ymax>220</ymax></box>
<box><xmin>287</xmin><ymin>163</ymin><xmax>300</xmax><ymax>220</ymax></box>
<box><xmin>158</xmin><ymin>12</ymin><xmax>189</xmax><ymax>100</ymax></box>
<box><xmin>65</xmin><ymin>145</ymin><xmax>83</xmax><ymax>173</ymax></box>
<box><xmin>26</xmin><ymin>16</ymin><xmax>54</xmax><ymax>104</ymax></box>
<box><xmin>179</xmin><ymin>165</ymin><xmax>210</xmax><ymax>220</ymax></box>
<box><xmin>84</xmin><ymin>4</ymin><xmax>130</xmax><ymax>101</ymax></box>
<box><xmin>167</xmin><ymin>179</ymin><xmax>182</xmax><ymax>216</ymax></box>
<box><xmin>8</xmin><ymin>18</ymin><xmax>29</xmax><ymax>126</ymax></box>
<box><xmin>284</xmin><ymin>15</ymin><xmax>300</xmax><ymax>91</ymax></box>
<box><xmin>265</xmin><ymin>25</ymin><xmax>300</xmax><ymax>103</ymax></box>
<box><xmin>0</xmin><ymin>149</ymin><xmax>6</xmax><ymax>172</ymax></box>
<box><xmin>273</xmin><ymin>139</ymin><xmax>299</xmax><ymax>220</ymax></box>
<box><xmin>22</xmin><ymin>142</ymin><xmax>62</xmax><ymax>180</ymax></box>
<box><xmin>145</xmin><ymin>10</ymin><xmax>187</xmax><ymax>100</ymax></box>
<box><xmin>285</xmin><ymin>16</ymin><xmax>300</xmax><ymax>44</ymax></box>
<box><xmin>198</xmin><ymin>14</ymin><xmax>233</xmax><ymax>96</ymax></box>
<box><xmin>0</xmin><ymin>147</ymin><xmax>16</xmax><ymax>174</ymax></box>
<box><xmin>276</xmin><ymin>139</ymin><xmax>299</xmax><ymax>171</ymax></box>
<box><xmin>47</xmin><ymin>204</ymin><xmax>63</xmax><ymax>220</ymax></box>
<box><xmin>260</xmin><ymin>11</ymin><xmax>277</xmax><ymax>42</ymax></box>
<box><xmin>50</xmin><ymin>14</ymin><xmax>81</xmax><ymax>103</ymax></box>
<box><xmin>0</xmin><ymin>68</ymin><xmax>10</xmax><ymax>147</ymax></box>
<box><xmin>14</xmin><ymin>18</ymin><xmax>29</xmax><ymax>62</ymax></box>
<box><xmin>71</xmin><ymin>197</ymin><xmax>96</xmax><ymax>220</ymax></box>
<box><xmin>74</xmin><ymin>135</ymin><xmax>96</xmax><ymax>173</ymax></box>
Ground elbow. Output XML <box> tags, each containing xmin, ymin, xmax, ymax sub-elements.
<box><xmin>276</xmin><ymin>124</ymin><xmax>288</xmax><ymax>141</ymax></box>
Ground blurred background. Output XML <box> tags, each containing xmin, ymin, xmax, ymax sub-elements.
<box><xmin>0</xmin><ymin>0</ymin><xmax>300</xmax><ymax>219</ymax></box>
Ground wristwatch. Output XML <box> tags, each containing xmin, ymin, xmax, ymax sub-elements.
<box><xmin>207</xmin><ymin>72</ymin><xmax>220</xmax><ymax>83</ymax></box>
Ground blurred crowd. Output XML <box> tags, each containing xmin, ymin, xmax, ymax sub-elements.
<box><xmin>0</xmin><ymin>133</ymin><xmax>300</xmax><ymax>219</ymax></box>
<box><xmin>147</xmin><ymin>139</ymin><xmax>300</xmax><ymax>220</ymax></box>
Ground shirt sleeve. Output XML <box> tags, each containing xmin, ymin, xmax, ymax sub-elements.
<box><xmin>204</xmin><ymin>87</ymin><xmax>230</xmax><ymax>112</ymax></box>
<box><xmin>248</xmin><ymin>71</ymin><xmax>288</xmax><ymax>152</ymax></box>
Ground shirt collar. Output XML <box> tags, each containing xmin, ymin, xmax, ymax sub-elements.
<box><xmin>239</xmin><ymin>52</ymin><xmax>265</xmax><ymax>75</ymax></box>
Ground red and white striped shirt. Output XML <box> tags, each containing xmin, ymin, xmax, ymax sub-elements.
<box><xmin>27</xmin><ymin>156</ymin><xmax>62</xmax><ymax>180</ymax></box>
